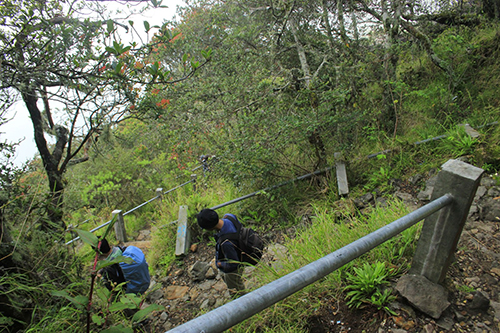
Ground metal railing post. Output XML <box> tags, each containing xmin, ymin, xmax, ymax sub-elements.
<box><xmin>410</xmin><ymin>159</ymin><xmax>484</xmax><ymax>283</ymax></box>
<box><xmin>112</xmin><ymin>210</ymin><xmax>127</xmax><ymax>243</ymax></box>
<box><xmin>191</xmin><ymin>174</ymin><xmax>197</xmax><ymax>192</ymax></box>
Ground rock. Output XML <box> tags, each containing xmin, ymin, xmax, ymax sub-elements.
<box><xmin>265</xmin><ymin>243</ymin><xmax>289</xmax><ymax>261</ymax></box>
<box><xmin>165</xmin><ymin>286</ymin><xmax>189</xmax><ymax>300</ymax></box>
<box><xmin>197</xmin><ymin>280</ymin><xmax>214</xmax><ymax>291</ymax></box>
<box><xmin>190</xmin><ymin>243</ymin><xmax>198</xmax><ymax>252</ymax></box>
<box><xmin>396</xmin><ymin>274</ymin><xmax>450</xmax><ymax>319</ymax></box>
<box><xmin>375</xmin><ymin>197</ymin><xmax>388</xmax><ymax>207</ymax></box>
<box><xmin>189</xmin><ymin>261</ymin><xmax>210</xmax><ymax>281</ymax></box>
<box><xmin>474</xmin><ymin>186</ymin><xmax>488</xmax><ymax>201</ymax></box>
<box><xmin>436</xmin><ymin>315</ymin><xmax>454</xmax><ymax>330</ymax></box>
<box><xmin>480</xmin><ymin>197</ymin><xmax>500</xmax><ymax>222</ymax></box>
<box><xmin>409</xmin><ymin>174</ymin><xmax>423</xmax><ymax>185</ymax></box>
<box><xmin>354</xmin><ymin>193</ymin><xmax>373</xmax><ymax>208</ymax></box>
<box><xmin>146</xmin><ymin>287</ymin><xmax>164</xmax><ymax>303</ymax></box>
<box><xmin>489</xmin><ymin>301</ymin><xmax>500</xmax><ymax>320</ymax></box>
<box><xmin>140</xmin><ymin>229</ymin><xmax>151</xmax><ymax>239</ymax></box>
<box><xmin>418</xmin><ymin>188</ymin><xmax>433</xmax><ymax>201</ymax></box>
<box><xmin>200</xmin><ymin>297</ymin><xmax>216</xmax><ymax>310</ymax></box>
<box><xmin>212</xmin><ymin>280</ymin><xmax>227</xmax><ymax>292</ymax></box>
<box><xmin>205</xmin><ymin>266</ymin><xmax>217</xmax><ymax>279</ymax></box>
<box><xmin>480</xmin><ymin>176</ymin><xmax>497</xmax><ymax>187</ymax></box>
<box><xmin>491</xmin><ymin>268</ymin><xmax>500</xmax><ymax>277</ymax></box>
<box><xmin>395</xmin><ymin>191</ymin><xmax>415</xmax><ymax>202</ymax></box>
<box><xmin>423</xmin><ymin>323</ymin><xmax>435</xmax><ymax>333</ymax></box>
<box><xmin>189</xmin><ymin>288</ymin><xmax>199</xmax><ymax>300</ymax></box>
<box><xmin>418</xmin><ymin>176</ymin><xmax>438</xmax><ymax>201</ymax></box>
<box><xmin>487</xmin><ymin>187</ymin><xmax>500</xmax><ymax>197</ymax></box>
<box><xmin>468</xmin><ymin>291</ymin><xmax>490</xmax><ymax>311</ymax></box>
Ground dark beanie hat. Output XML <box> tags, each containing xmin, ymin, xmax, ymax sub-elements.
<box><xmin>98</xmin><ymin>238</ymin><xmax>111</xmax><ymax>254</ymax></box>
<box><xmin>197</xmin><ymin>209</ymin><xmax>219</xmax><ymax>229</ymax></box>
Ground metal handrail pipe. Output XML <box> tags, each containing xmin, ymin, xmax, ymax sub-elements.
<box><xmin>414</xmin><ymin>134</ymin><xmax>448</xmax><ymax>145</ymax></box>
<box><xmin>166</xmin><ymin>193</ymin><xmax>453</xmax><ymax>333</ymax></box>
<box><xmin>123</xmin><ymin>195</ymin><xmax>161</xmax><ymax>216</ymax></box>
<box><xmin>65</xmin><ymin>180</ymin><xmax>195</xmax><ymax>245</ymax></box>
<box><xmin>163</xmin><ymin>179</ymin><xmax>194</xmax><ymax>196</ymax></box>
<box><xmin>210</xmin><ymin>166</ymin><xmax>335</xmax><ymax>211</ymax></box>
<box><xmin>65</xmin><ymin>218</ymin><xmax>114</xmax><ymax>245</ymax></box>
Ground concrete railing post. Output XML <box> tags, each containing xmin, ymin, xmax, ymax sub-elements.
<box><xmin>191</xmin><ymin>174</ymin><xmax>197</xmax><ymax>193</ymax></box>
<box><xmin>410</xmin><ymin>159</ymin><xmax>484</xmax><ymax>283</ymax></box>
<box><xmin>112</xmin><ymin>210</ymin><xmax>127</xmax><ymax>243</ymax></box>
<box><xmin>175</xmin><ymin>205</ymin><xmax>190</xmax><ymax>257</ymax></box>
<box><xmin>156</xmin><ymin>188</ymin><xmax>163</xmax><ymax>203</ymax></box>
<box><xmin>334</xmin><ymin>152</ymin><xmax>349</xmax><ymax>197</ymax></box>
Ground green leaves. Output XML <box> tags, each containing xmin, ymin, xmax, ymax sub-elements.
<box><xmin>105</xmin><ymin>41</ymin><xmax>132</xmax><ymax>56</ymax></box>
<box><xmin>201</xmin><ymin>48</ymin><xmax>212</xmax><ymax>60</ymax></box>
<box><xmin>73</xmin><ymin>228</ymin><xmax>98</xmax><ymax>248</ymax></box>
<box><xmin>51</xmin><ymin>290</ymin><xmax>88</xmax><ymax>310</ymax></box>
<box><xmin>106</xmin><ymin>20</ymin><xmax>114</xmax><ymax>34</ymax></box>
<box><xmin>132</xmin><ymin>304</ymin><xmax>164</xmax><ymax>323</ymax></box>
<box><xmin>95</xmin><ymin>255</ymin><xmax>134</xmax><ymax>271</ymax></box>
<box><xmin>344</xmin><ymin>261</ymin><xmax>396</xmax><ymax>312</ymax></box>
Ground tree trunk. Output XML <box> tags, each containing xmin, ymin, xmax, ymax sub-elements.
<box><xmin>22</xmin><ymin>88</ymin><xmax>66</xmax><ymax>232</ymax></box>
<box><xmin>289</xmin><ymin>15</ymin><xmax>327</xmax><ymax>170</ymax></box>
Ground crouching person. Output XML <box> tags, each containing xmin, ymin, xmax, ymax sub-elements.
<box><xmin>97</xmin><ymin>238</ymin><xmax>150</xmax><ymax>295</ymax></box>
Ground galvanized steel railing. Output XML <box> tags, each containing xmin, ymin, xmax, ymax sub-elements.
<box><xmin>166</xmin><ymin>194</ymin><xmax>454</xmax><ymax>333</ymax></box>
<box><xmin>65</xmin><ymin>179</ymin><xmax>196</xmax><ymax>245</ymax></box>
<box><xmin>167</xmin><ymin>158</ymin><xmax>484</xmax><ymax>332</ymax></box>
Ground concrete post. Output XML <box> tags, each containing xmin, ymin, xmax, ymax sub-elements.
<box><xmin>175</xmin><ymin>205</ymin><xmax>190</xmax><ymax>257</ymax></box>
<box><xmin>410</xmin><ymin>159</ymin><xmax>483</xmax><ymax>283</ymax></box>
<box><xmin>156</xmin><ymin>188</ymin><xmax>163</xmax><ymax>203</ymax></box>
<box><xmin>112</xmin><ymin>210</ymin><xmax>127</xmax><ymax>243</ymax></box>
<box><xmin>458</xmin><ymin>123</ymin><xmax>480</xmax><ymax>138</ymax></box>
<box><xmin>334</xmin><ymin>152</ymin><xmax>349</xmax><ymax>197</ymax></box>
<box><xmin>191</xmin><ymin>174</ymin><xmax>197</xmax><ymax>193</ymax></box>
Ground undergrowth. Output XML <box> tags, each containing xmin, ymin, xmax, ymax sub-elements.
<box><xmin>229</xmin><ymin>197</ymin><xmax>418</xmax><ymax>332</ymax></box>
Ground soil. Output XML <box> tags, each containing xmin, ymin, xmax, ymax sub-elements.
<box><xmin>137</xmin><ymin>172</ymin><xmax>500</xmax><ymax>333</ymax></box>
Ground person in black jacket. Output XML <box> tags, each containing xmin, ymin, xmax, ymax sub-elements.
<box><xmin>197</xmin><ymin>208</ymin><xmax>245</xmax><ymax>293</ymax></box>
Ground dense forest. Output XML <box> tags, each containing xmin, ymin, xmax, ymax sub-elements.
<box><xmin>1</xmin><ymin>0</ymin><xmax>500</xmax><ymax>332</ymax></box>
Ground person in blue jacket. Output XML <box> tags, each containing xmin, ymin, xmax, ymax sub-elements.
<box><xmin>197</xmin><ymin>208</ymin><xmax>245</xmax><ymax>293</ymax></box>
<box><xmin>97</xmin><ymin>238</ymin><xmax>150</xmax><ymax>295</ymax></box>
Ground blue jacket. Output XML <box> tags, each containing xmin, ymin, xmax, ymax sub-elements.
<box><xmin>215</xmin><ymin>214</ymin><xmax>241</xmax><ymax>273</ymax></box>
<box><xmin>119</xmin><ymin>246</ymin><xmax>151</xmax><ymax>295</ymax></box>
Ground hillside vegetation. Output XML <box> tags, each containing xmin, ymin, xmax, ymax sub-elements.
<box><xmin>1</xmin><ymin>0</ymin><xmax>500</xmax><ymax>332</ymax></box>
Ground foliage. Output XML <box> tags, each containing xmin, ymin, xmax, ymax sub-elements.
<box><xmin>228</xmin><ymin>197</ymin><xmax>414</xmax><ymax>332</ymax></box>
<box><xmin>436</xmin><ymin>126</ymin><xmax>480</xmax><ymax>157</ymax></box>
<box><xmin>5</xmin><ymin>1</ymin><xmax>500</xmax><ymax>332</ymax></box>
<box><xmin>0</xmin><ymin>0</ymin><xmax>210</xmax><ymax>232</ymax></box>
<box><xmin>344</xmin><ymin>261</ymin><xmax>396</xmax><ymax>314</ymax></box>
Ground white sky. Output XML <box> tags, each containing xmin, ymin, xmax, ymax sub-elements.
<box><xmin>2</xmin><ymin>0</ymin><xmax>186</xmax><ymax>166</ymax></box>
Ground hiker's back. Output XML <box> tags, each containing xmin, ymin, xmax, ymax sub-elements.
<box><xmin>120</xmin><ymin>246</ymin><xmax>150</xmax><ymax>295</ymax></box>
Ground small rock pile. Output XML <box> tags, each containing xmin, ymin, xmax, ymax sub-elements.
<box><xmin>144</xmin><ymin>242</ymin><xmax>290</xmax><ymax>331</ymax></box>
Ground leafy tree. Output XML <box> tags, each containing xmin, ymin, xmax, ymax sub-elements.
<box><xmin>0</xmin><ymin>0</ymin><xmax>208</xmax><ymax>233</ymax></box>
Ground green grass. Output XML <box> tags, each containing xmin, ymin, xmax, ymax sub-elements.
<box><xmin>229</xmin><ymin>197</ymin><xmax>418</xmax><ymax>332</ymax></box>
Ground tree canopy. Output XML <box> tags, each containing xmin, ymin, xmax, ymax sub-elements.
<box><xmin>0</xmin><ymin>0</ymin><xmax>209</xmax><ymax>231</ymax></box>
